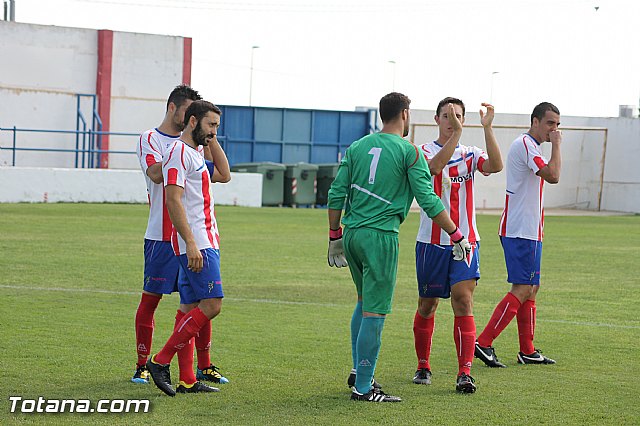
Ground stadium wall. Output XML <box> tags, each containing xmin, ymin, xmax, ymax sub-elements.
<box><xmin>0</xmin><ymin>167</ymin><xmax>263</xmax><ymax>207</ymax></box>
<box><xmin>0</xmin><ymin>21</ymin><xmax>188</xmax><ymax>169</ymax></box>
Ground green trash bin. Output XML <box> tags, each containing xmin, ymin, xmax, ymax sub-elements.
<box><xmin>230</xmin><ymin>162</ymin><xmax>286</xmax><ymax>206</ymax></box>
<box><xmin>283</xmin><ymin>162</ymin><xmax>319</xmax><ymax>207</ymax></box>
<box><xmin>315</xmin><ymin>163</ymin><xmax>340</xmax><ymax>206</ymax></box>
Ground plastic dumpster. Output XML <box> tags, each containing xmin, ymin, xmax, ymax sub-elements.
<box><xmin>283</xmin><ymin>162</ymin><xmax>319</xmax><ymax>207</ymax></box>
<box><xmin>230</xmin><ymin>162</ymin><xmax>286</xmax><ymax>206</ymax></box>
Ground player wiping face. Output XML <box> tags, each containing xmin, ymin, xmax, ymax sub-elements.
<box><xmin>191</xmin><ymin>112</ymin><xmax>220</xmax><ymax>147</ymax></box>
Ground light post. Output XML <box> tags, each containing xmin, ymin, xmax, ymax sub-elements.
<box><xmin>490</xmin><ymin>71</ymin><xmax>499</xmax><ymax>103</ymax></box>
<box><xmin>388</xmin><ymin>60</ymin><xmax>396</xmax><ymax>91</ymax></box>
<box><xmin>249</xmin><ymin>45</ymin><xmax>259</xmax><ymax>106</ymax></box>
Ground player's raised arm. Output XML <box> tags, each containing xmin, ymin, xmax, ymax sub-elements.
<box><xmin>537</xmin><ymin>129</ymin><xmax>562</xmax><ymax>184</ymax></box>
<box><xmin>145</xmin><ymin>163</ymin><xmax>164</xmax><ymax>184</ymax></box>
<box><xmin>427</xmin><ymin>103</ymin><xmax>462</xmax><ymax>176</ymax></box>
<box><xmin>208</xmin><ymin>135</ymin><xmax>231</xmax><ymax>183</ymax></box>
<box><xmin>479</xmin><ymin>103</ymin><xmax>503</xmax><ymax>173</ymax></box>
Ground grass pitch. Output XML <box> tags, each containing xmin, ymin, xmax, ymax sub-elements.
<box><xmin>1</xmin><ymin>204</ymin><xmax>638</xmax><ymax>425</ymax></box>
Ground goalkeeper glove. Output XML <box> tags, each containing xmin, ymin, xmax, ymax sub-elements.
<box><xmin>328</xmin><ymin>227</ymin><xmax>348</xmax><ymax>268</ymax></box>
<box><xmin>448</xmin><ymin>227</ymin><xmax>471</xmax><ymax>261</ymax></box>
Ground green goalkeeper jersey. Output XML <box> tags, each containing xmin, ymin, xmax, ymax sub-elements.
<box><xmin>328</xmin><ymin>132</ymin><xmax>445</xmax><ymax>233</ymax></box>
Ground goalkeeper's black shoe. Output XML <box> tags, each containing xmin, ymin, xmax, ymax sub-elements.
<box><xmin>517</xmin><ymin>349</ymin><xmax>556</xmax><ymax>365</ymax></box>
<box><xmin>455</xmin><ymin>373</ymin><xmax>477</xmax><ymax>394</ymax></box>
<box><xmin>474</xmin><ymin>342</ymin><xmax>507</xmax><ymax>368</ymax></box>
<box><xmin>176</xmin><ymin>381</ymin><xmax>220</xmax><ymax>394</ymax></box>
<box><xmin>351</xmin><ymin>387</ymin><xmax>401</xmax><ymax>403</ymax></box>
<box><xmin>146</xmin><ymin>356</ymin><xmax>176</xmax><ymax>397</ymax></box>
<box><xmin>347</xmin><ymin>369</ymin><xmax>382</xmax><ymax>389</ymax></box>
<box><xmin>412</xmin><ymin>368</ymin><xmax>432</xmax><ymax>385</ymax></box>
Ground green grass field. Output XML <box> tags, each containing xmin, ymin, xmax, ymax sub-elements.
<box><xmin>1</xmin><ymin>204</ymin><xmax>639</xmax><ymax>425</ymax></box>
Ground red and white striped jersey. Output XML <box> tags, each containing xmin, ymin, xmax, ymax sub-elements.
<box><xmin>136</xmin><ymin>128</ymin><xmax>181</xmax><ymax>241</ymax></box>
<box><xmin>416</xmin><ymin>141</ymin><xmax>490</xmax><ymax>245</ymax></box>
<box><xmin>498</xmin><ymin>133</ymin><xmax>548</xmax><ymax>241</ymax></box>
<box><xmin>162</xmin><ymin>140</ymin><xmax>219</xmax><ymax>255</ymax></box>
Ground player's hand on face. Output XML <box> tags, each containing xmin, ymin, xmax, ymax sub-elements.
<box><xmin>447</xmin><ymin>103</ymin><xmax>462</xmax><ymax>132</ymax></box>
<box><xmin>480</xmin><ymin>103</ymin><xmax>494</xmax><ymax>127</ymax></box>
<box><xmin>549</xmin><ymin>129</ymin><xmax>562</xmax><ymax>145</ymax></box>
<box><xmin>187</xmin><ymin>243</ymin><xmax>203</xmax><ymax>273</ymax></box>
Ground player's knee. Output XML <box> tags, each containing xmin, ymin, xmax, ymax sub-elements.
<box><xmin>418</xmin><ymin>298</ymin><xmax>438</xmax><ymax>317</ymax></box>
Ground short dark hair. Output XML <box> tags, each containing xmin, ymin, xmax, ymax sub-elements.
<box><xmin>183</xmin><ymin>100</ymin><xmax>222</xmax><ymax>127</ymax></box>
<box><xmin>167</xmin><ymin>84</ymin><xmax>202</xmax><ymax>110</ymax></box>
<box><xmin>379</xmin><ymin>92</ymin><xmax>411</xmax><ymax>123</ymax></box>
<box><xmin>436</xmin><ymin>97</ymin><xmax>465</xmax><ymax>117</ymax></box>
<box><xmin>531</xmin><ymin>102</ymin><xmax>560</xmax><ymax>124</ymax></box>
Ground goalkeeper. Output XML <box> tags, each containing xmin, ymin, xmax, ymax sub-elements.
<box><xmin>327</xmin><ymin>92</ymin><xmax>470</xmax><ymax>403</ymax></box>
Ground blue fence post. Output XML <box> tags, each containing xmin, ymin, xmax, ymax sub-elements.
<box><xmin>12</xmin><ymin>125</ymin><xmax>17</xmax><ymax>166</ymax></box>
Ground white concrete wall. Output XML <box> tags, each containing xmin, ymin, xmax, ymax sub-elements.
<box><xmin>109</xmin><ymin>31</ymin><xmax>185</xmax><ymax>170</ymax></box>
<box><xmin>0</xmin><ymin>21</ymin><xmax>184</xmax><ymax>170</ymax></box>
<box><xmin>0</xmin><ymin>167</ymin><xmax>263</xmax><ymax>207</ymax></box>
<box><xmin>0</xmin><ymin>21</ymin><xmax>98</xmax><ymax>168</ymax></box>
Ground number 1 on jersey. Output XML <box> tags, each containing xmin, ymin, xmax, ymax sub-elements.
<box><xmin>368</xmin><ymin>147</ymin><xmax>382</xmax><ymax>184</ymax></box>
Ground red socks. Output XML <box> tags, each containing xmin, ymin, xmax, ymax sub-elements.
<box><xmin>195</xmin><ymin>319</ymin><xmax>212</xmax><ymax>370</ymax></box>
<box><xmin>517</xmin><ymin>300</ymin><xmax>536</xmax><ymax>355</ymax></box>
<box><xmin>134</xmin><ymin>293</ymin><xmax>161</xmax><ymax>366</ymax></box>
<box><xmin>454</xmin><ymin>316</ymin><xmax>476</xmax><ymax>376</ymax></box>
<box><xmin>413</xmin><ymin>311</ymin><xmax>435</xmax><ymax>370</ymax></box>
<box><xmin>477</xmin><ymin>292</ymin><xmax>521</xmax><ymax>347</ymax></box>
<box><xmin>173</xmin><ymin>310</ymin><xmax>197</xmax><ymax>385</ymax></box>
<box><xmin>155</xmin><ymin>307</ymin><xmax>208</xmax><ymax>365</ymax></box>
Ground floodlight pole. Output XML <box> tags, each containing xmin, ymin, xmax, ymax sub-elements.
<box><xmin>388</xmin><ymin>60</ymin><xmax>396</xmax><ymax>92</ymax></box>
<box><xmin>490</xmin><ymin>71</ymin><xmax>499</xmax><ymax>103</ymax></box>
<box><xmin>249</xmin><ymin>46</ymin><xmax>259</xmax><ymax>106</ymax></box>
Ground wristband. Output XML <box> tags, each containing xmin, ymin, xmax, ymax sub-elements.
<box><xmin>329</xmin><ymin>228</ymin><xmax>343</xmax><ymax>240</ymax></box>
<box><xmin>448</xmin><ymin>227</ymin><xmax>463</xmax><ymax>242</ymax></box>
<box><xmin>205</xmin><ymin>160</ymin><xmax>215</xmax><ymax>178</ymax></box>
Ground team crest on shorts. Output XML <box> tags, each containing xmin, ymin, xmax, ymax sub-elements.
<box><xmin>208</xmin><ymin>281</ymin><xmax>215</xmax><ymax>293</ymax></box>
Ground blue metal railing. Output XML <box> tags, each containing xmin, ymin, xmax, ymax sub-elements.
<box><xmin>0</xmin><ymin>127</ymin><xmax>139</xmax><ymax>167</ymax></box>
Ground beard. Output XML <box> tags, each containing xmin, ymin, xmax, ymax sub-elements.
<box><xmin>192</xmin><ymin>120</ymin><xmax>214</xmax><ymax>146</ymax></box>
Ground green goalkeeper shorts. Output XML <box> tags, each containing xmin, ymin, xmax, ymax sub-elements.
<box><xmin>343</xmin><ymin>227</ymin><xmax>399</xmax><ymax>315</ymax></box>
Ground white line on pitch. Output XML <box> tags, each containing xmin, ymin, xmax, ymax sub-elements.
<box><xmin>2</xmin><ymin>284</ymin><xmax>639</xmax><ymax>330</ymax></box>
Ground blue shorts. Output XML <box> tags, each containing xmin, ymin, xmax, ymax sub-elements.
<box><xmin>415</xmin><ymin>241</ymin><xmax>480</xmax><ymax>299</ymax></box>
<box><xmin>500</xmin><ymin>236</ymin><xmax>542</xmax><ymax>285</ymax></box>
<box><xmin>178</xmin><ymin>248</ymin><xmax>224</xmax><ymax>304</ymax></box>
<box><xmin>143</xmin><ymin>239</ymin><xmax>179</xmax><ymax>294</ymax></box>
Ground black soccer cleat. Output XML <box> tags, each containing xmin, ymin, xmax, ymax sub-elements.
<box><xmin>176</xmin><ymin>381</ymin><xmax>220</xmax><ymax>393</ymax></box>
<box><xmin>474</xmin><ymin>341</ymin><xmax>507</xmax><ymax>368</ymax></box>
<box><xmin>351</xmin><ymin>387</ymin><xmax>402</xmax><ymax>402</ymax></box>
<box><xmin>456</xmin><ymin>373</ymin><xmax>477</xmax><ymax>394</ymax></box>
<box><xmin>412</xmin><ymin>368</ymin><xmax>432</xmax><ymax>385</ymax></box>
<box><xmin>131</xmin><ymin>364</ymin><xmax>150</xmax><ymax>384</ymax></box>
<box><xmin>517</xmin><ymin>349</ymin><xmax>556</xmax><ymax>365</ymax></box>
<box><xmin>347</xmin><ymin>369</ymin><xmax>382</xmax><ymax>389</ymax></box>
<box><xmin>196</xmin><ymin>364</ymin><xmax>229</xmax><ymax>384</ymax></box>
<box><xmin>146</xmin><ymin>356</ymin><xmax>176</xmax><ymax>397</ymax></box>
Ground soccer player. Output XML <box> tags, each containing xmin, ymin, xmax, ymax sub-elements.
<box><xmin>133</xmin><ymin>85</ymin><xmax>227</xmax><ymax>387</ymax></box>
<box><xmin>411</xmin><ymin>97</ymin><xmax>503</xmax><ymax>393</ymax></box>
<box><xmin>327</xmin><ymin>92</ymin><xmax>471</xmax><ymax>403</ymax></box>
<box><xmin>474</xmin><ymin>102</ymin><xmax>562</xmax><ymax>368</ymax></box>
<box><xmin>147</xmin><ymin>100</ymin><xmax>231</xmax><ymax>396</ymax></box>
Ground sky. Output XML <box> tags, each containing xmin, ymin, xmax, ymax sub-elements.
<box><xmin>11</xmin><ymin>0</ymin><xmax>640</xmax><ymax>117</ymax></box>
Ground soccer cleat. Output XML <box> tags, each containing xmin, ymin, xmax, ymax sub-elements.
<box><xmin>347</xmin><ymin>369</ymin><xmax>382</xmax><ymax>389</ymax></box>
<box><xmin>474</xmin><ymin>341</ymin><xmax>507</xmax><ymax>368</ymax></box>
<box><xmin>351</xmin><ymin>387</ymin><xmax>401</xmax><ymax>403</ymax></box>
<box><xmin>196</xmin><ymin>365</ymin><xmax>229</xmax><ymax>384</ymax></box>
<box><xmin>456</xmin><ymin>373</ymin><xmax>477</xmax><ymax>394</ymax></box>
<box><xmin>146</xmin><ymin>356</ymin><xmax>176</xmax><ymax>397</ymax></box>
<box><xmin>412</xmin><ymin>368</ymin><xmax>432</xmax><ymax>385</ymax></box>
<box><xmin>517</xmin><ymin>349</ymin><xmax>556</xmax><ymax>365</ymax></box>
<box><xmin>131</xmin><ymin>364</ymin><xmax>150</xmax><ymax>384</ymax></box>
<box><xmin>176</xmin><ymin>381</ymin><xmax>220</xmax><ymax>393</ymax></box>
